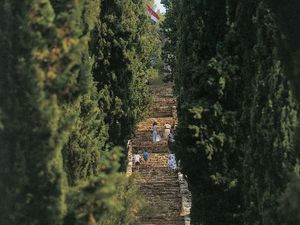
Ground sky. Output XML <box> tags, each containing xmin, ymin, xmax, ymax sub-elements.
<box><xmin>154</xmin><ymin>0</ymin><xmax>166</xmax><ymax>13</ymax></box>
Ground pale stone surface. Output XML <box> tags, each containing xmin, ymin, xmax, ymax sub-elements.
<box><xmin>127</xmin><ymin>84</ymin><xmax>191</xmax><ymax>225</ymax></box>
<box><xmin>178</xmin><ymin>172</ymin><xmax>191</xmax><ymax>225</ymax></box>
<box><xmin>126</xmin><ymin>140</ymin><xmax>133</xmax><ymax>176</ymax></box>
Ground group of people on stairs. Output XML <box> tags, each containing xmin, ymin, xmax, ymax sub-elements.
<box><xmin>133</xmin><ymin>149</ymin><xmax>149</xmax><ymax>170</ymax></box>
<box><xmin>133</xmin><ymin>121</ymin><xmax>177</xmax><ymax>172</ymax></box>
<box><xmin>152</xmin><ymin>121</ymin><xmax>175</xmax><ymax>143</ymax></box>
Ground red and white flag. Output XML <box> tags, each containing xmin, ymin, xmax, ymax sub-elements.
<box><xmin>146</xmin><ymin>4</ymin><xmax>160</xmax><ymax>23</ymax></box>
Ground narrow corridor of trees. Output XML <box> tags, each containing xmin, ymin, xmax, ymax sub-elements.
<box><xmin>1</xmin><ymin>1</ymin><xmax>300</xmax><ymax>225</ymax></box>
<box><xmin>162</xmin><ymin>0</ymin><xmax>300</xmax><ymax>225</ymax></box>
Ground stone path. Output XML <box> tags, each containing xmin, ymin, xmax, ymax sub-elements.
<box><xmin>127</xmin><ymin>84</ymin><xmax>191</xmax><ymax>225</ymax></box>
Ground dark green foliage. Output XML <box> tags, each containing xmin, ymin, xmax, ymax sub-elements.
<box><xmin>60</xmin><ymin>2</ymin><xmax>146</xmax><ymax>225</ymax></box>
<box><xmin>161</xmin><ymin>0</ymin><xmax>178</xmax><ymax>82</ymax></box>
<box><xmin>277</xmin><ymin>173</ymin><xmax>300</xmax><ymax>225</ymax></box>
<box><xmin>64</xmin><ymin>149</ymin><xmax>146</xmax><ymax>225</ymax></box>
<box><xmin>170</xmin><ymin>0</ymin><xmax>299</xmax><ymax>225</ymax></box>
<box><xmin>98</xmin><ymin>175</ymin><xmax>146</xmax><ymax>225</ymax></box>
<box><xmin>0</xmin><ymin>1</ymin><xmax>146</xmax><ymax>225</ymax></box>
<box><xmin>64</xmin><ymin>149</ymin><xmax>119</xmax><ymax>225</ymax></box>
<box><xmin>173</xmin><ymin>1</ymin><xmax>243</xmax><ymax>224</ymax></box>
<box><xmin>264</xmin><ymin>1</ymin><xmax>300</xmax><ymax>101</ymax></box>
<box><xmin>0</xmin><ymin>0</ymin><xmax>83</xmax><ymax>224</ymax></box>
<box><xmin>61</xmin><ymin>0</ymin><xmax>105</xmax><ymax>185</ymax></box>
<box><xmin>63</xmin><ymin>83</ymin><xmax>109</xmax><ymax>185</ymax></box>
<box><xmin>91</xmin><ymin>0</ymin><xmax>158</xmax><ymax>149</ymax></box>
<box><xmin>240</xmin><ymin>3</ymin><xmax>298</xmax><ymax>224</ymax></box>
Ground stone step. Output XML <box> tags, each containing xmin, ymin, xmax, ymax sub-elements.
<box><xmin>140</xmin><ymin>188</ymin><xmax>181</xmax><ymax>194</ymax></box>
<box><xmin>148</xmin><ymin>105</ymin><xmax>174</xmax><ymax>118</ymax></box>
<box><xmin>131</xmin><ymin>154</ymin><xmax>169</xmax><ymax>167</ymax></box>
<box><xmin>137</xmin><ymin>117</ymin><xmax>176</xmax><ymax>132</ymax></box>
<box><xmin>134</xmin><ymin>130</ymin><xmax>172</xmax><ymax>140</ymax></box>
<box><xmin>136</xmin><ymin>171</ymin><xmax>176</xmax><ymax>176</ymax></box>
<box><xmin>152</xmin><ymin>96</ymin><xmax>176</xmax><ymax>102</ymax></box>
<box><xmin>132</xmin><ymin>146</ymin><xmax>169</xmax><ymax>154</ymax></box>
<box><xmin>150</xmin><ymin>85</ymin><xmax>174</xmax><ymax>97</ymax></box>
<box><xmin>138</xmin><ymin>179</ymin><xmax>180</xmax><ymax>184</ymax></box>
<box><xmin>137</xmin><ymin>222</ymin><xmax>184</xmax><ymax>225</ymax></box>
<box><xmin>138</xmin><ymin>217</ymin><xmax>184</xmax><ymax>224</ymax></box>
<box><xmin>138</xmin><ymin>181</ymin><xmax>179</xmax><ymax>185</ymax></box>
<box><xmin>135</xmin><ymin>131</ymin><xmax>171</xmax><ymax>138</ymax></box>
<box><xmin>151</xmin><ymin>102</ymin><xmax>176</xmax><ymax>110</ymax></box>
<box><xmin>132</xmin><ymin>139</ymin><xmax>169</xmax><ymax>149</ymax></box>
<box><xmin>137</xmin><ymin>175</ymin><xmax>179</xmax><ymax>181</ymax></box>
<box><xmin>137</xmin><ymin>178</ymin><xmax>178</xmax><ymax>182</ymax></box>
<box><xmin>133</xmin><ymin>163</ymin><xmax>170</xmax><ymax>169</ymax></box>
<box><xmin>132</xmin><ymin>84</ymin><xmax>187</xmax><ymax>225</ymax></box>
<box><xmin>139</xmin><ymin>217</ymin><xmax>184</xmax><ymax>222</ymax></box>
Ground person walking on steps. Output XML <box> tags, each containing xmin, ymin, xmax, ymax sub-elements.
<box><xmin>163</xmin><ymin>122</ymin><xmax>172</xmax><ymax>138</ymax></box>
<box><xmin>133</xmin><ymin>152</ymin><xmax>141</xmax><ymax>171</ymax></box>
<box><xmin>143</xmin><ymin>149</ymin><xmax>149</xmax><ymax>164</ymax></box>
<box><xmin>168</xmin><ymin>153</ymin><xmax>177</xmax><ymax>174</ymax></box>
<box><xmin>152</xmin><ymin>121</ymin><xmax>161</xmax><ymax>142</ymax></box>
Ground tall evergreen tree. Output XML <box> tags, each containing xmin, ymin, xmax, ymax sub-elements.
<box><xmin>0</xmin><ymin>0</ymin><xmax>85</xmax><ymax>224</ymax></box>
<box><xmin>277</xmin><ymin>174</ymin><xmax>300</xmax><ymax>225</ymax></box>
<box><xmin>91</xmin><ymin>0</ymin><xmax>159</xmax><ymax>150</ymax></box>
<box><xmin>1</xmin><ymin>1</ymin><xmax>147</xmax><ymax>225</ymax></box>
<box><xmin>264</xmin><ymin>1</ymin><xmax>300</xmax><ymax>102</ymax></box>
<box><xmin>170</xmin><ymin>1</ymin><xmax>299</xmax><ymax>225</ymax></box>
<box><xmin>61</xmin><ymin>2</ymin><xmax>147</xmax><ymax>224</ymax></box>
<box><xmin>60</xmin><ymin>0</ymin><xmax>107</xmax><ymax>185</ymax></box>
<box><xmin>161</xmin><ymin>0</ymin><xmax>178</xmax><ymax>82</ymax></box>
<box><xmin>0</xmin><ymin>0</ymin><xmax>114</xmax><ymax>224</ymax></box>
<box><xmin>174</xmin><ymin>1</ymin><xmax>243</xmax><ymax>224</ymax></box>
<box><xmin>238</xmin><ymin>2</ymin><xmax>298</xmax><ymax>224</ymax></box>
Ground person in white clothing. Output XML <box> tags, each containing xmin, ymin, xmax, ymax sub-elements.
<box><xmin>152</xmin><ymin>121</ymin><xmax>161</xmax><ymax>142</ymax></box>
<box><xmin>133</xmin><ymin>152</ymin><xmax>141</xmax><ymax>170</ymax></box>
<box><xmin>168</xmin><ymin>153</ymin><xmax>177</xmax><ymax>173</ymax></box>
<box><xmin>163</xmin><ymin>123</ymin><xmax>172</xmax><ymax>138</ymax></box>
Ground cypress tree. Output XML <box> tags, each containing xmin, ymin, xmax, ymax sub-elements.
<box><xmin>0</xmin><ymin>0</ymin><xmax>98</xmax><ymax>224</ymax></box>
<box><xmin>263</xmin><ymin>1</ymin><xmax>300</xmax><ymax>101</ymax></box>
<box><xmin>277</xmin><ymin>174</ymin><xmax>300</xmax><ymax>225</ymax></box>
<box><xmin>63</xmin><ymin>78</ymin><xmax>110</xmax><ymax>185</ymax></box>
<box><xmin>170</xmin><ymin>1</ymin><xmax>299</xmax><ymax>225</ymax></box>
<box><xmin>0</xmin><ymin>1</ymin><xmax>70</xmax><ymax>224</ymax></box>
<box><xmin>61</xmin><ymin>0</ymin><xmax>106</xmax><ymax>185</ymax></box>
<box><xmin>0</xmin><ymin>1</ymin><xmax>150</xmax><ymax>225</ymax></box>
<box><xmin>0</xmin><ymin>2</ymin><xmax>21</xmax><ymax>223</ymax></box>
<box><xmin>161</xmin><ymin>0</ymin><xmax>179</xmax><ymax>82</ymax></box>
<box><xmin>174</xmin><ymin>1</ymin><xmax>243</xmax><ymax>224</ymax></box>
<box><xmin>239</xmin><ymin>2</ymin><xmax>298</xmax><ymax>224</ymax></box>
<box><xmin>62</xmin><ymin>2</ymin><xmax>146</xmax><ymax>224</ymax></box>
<box><xmin>65</xmin><ymin>158</ymin><xmax>146</xmax><ymax>225</ymax></box>
<box><xmin>91</xmin><ymin>0</ymin><xmax>159</xmax><ymax>150</ymax></box>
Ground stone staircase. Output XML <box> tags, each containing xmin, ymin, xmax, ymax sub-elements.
<box><xmin>128</xmin><ymin>84</ymin><xmax>191</xmax><ymax>225</ymax></box>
